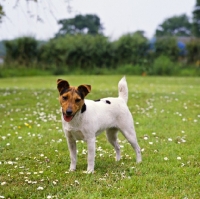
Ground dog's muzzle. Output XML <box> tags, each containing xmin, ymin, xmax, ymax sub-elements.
<box><xmin>63</xmin><ymin>108</ymin><xmax>75</xmax><ymax>122</ymax></box>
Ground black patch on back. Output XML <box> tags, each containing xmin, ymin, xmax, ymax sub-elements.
<box><xmin>94</xmin><ymin>99</ymin><xmax>101</xmax><ymax>102</ymax></box>
<box><xmin>81</xmin><ymin>103</ymin><xmax>86</xmax><ymax>113</ymax></box>
<box><xmin>106</xmin><ymin>100</ymin><xmax>111</xmax><ymax>104</ymax></box>
<box><xmin>94</xmin><ymin>99</ymin><xmax>111</xmax><ymax>104</ymax></box>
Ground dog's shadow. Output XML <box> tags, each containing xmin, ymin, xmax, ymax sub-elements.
<box><xmin>75</xmin><ymin>155</ymin><xmax>137</xmax><ymax>175</ymax></box>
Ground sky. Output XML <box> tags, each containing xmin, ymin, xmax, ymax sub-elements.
<box><xmin>0</xmin><ymin>0</ymin><xmax>196</xmax><ymax>41</ymax></box>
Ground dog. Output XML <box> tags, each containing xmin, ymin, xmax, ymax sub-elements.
<box><xmin>57</xmin><ymin>77</ymin><xmax>142</xmax><ymax>173</ymax></box>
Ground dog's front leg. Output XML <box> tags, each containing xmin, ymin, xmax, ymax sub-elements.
<box><xmin>86</xmin><ymin>137</ymin><xmax>96</xmax><ymax>173</ymax></box>
<box><xmin>66</xmin><ymin>134</ymin><xmax>77</xmax><ymax>171</ymax></box>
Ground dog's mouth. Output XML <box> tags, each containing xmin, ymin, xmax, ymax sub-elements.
<box><xmin>63</xmin><ymin>113</ymin><xmax>74</xmax><ymax>122</ymax></box>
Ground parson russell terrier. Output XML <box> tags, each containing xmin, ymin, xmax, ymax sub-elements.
<box><xmin>57</xmin><ymin>77</ymin><xmax>142</xmax><ymax>173</ymax></box>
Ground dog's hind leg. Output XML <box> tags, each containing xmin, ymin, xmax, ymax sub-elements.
<box><xmin>106</xmin><ymin>128</ymin><xmax>121</xmax><ymax>161</ymax></box>
<box><xmin>120</xmin><ymin>126</ymin><xmax>142</xmax><ymax>163</ymax></box>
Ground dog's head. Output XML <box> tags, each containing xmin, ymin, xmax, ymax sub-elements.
<box><xmin>57</xmin><ymin>79</ymin><xmax>91</xmax><ymax>122</ymax></box>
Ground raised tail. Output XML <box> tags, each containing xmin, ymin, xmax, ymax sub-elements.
<box><xmin>118</xmin><ymin>76</ymin><xmax>128</xmax><ymax>103</ymax></box>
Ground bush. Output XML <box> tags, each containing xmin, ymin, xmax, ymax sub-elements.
<box><xmin>155</xmin><ymin>37</ymin><xmax>179</xmax><ymax>62</ymax></box>
<box><xmin>1</xmin><ymin>35</ymin><xmax>200</xmax><ymax>77</ymax></box>
<box><xmin>39</xmin><ymin>34</ymin><xmax>115</xmax><ymax>69</ymax></box>
<box><xmin>116</xmin><ymin>64</ymin><xmax>143</xmax><ymax>75</ymax></box>
<box><xmin>4</xmin><ymin>37</ymin><xmax>38</xmax><ymax>66</ymax></box>
<box><xmin>113</xmin><ymin>32</ymin><xmax>149</xmax><ymax>66</ymax></box>
<box><xmin>150</xmin><ymin>55</ymin><xmax>175</xmax><ymax>75</ymax></box>
<box><xmin>0</xmin><ymin>64</ymin><xmax>51</xmax><ymax>77</ymax></box>
<box><xmin>186</xmin><ymin>39</ymin><xmax>200</xmax><ymax>64</ymax></box>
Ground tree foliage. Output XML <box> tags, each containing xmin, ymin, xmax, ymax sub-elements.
<box><xmin>155</xmin><ymin>37</ymin><xmax>179</xmax><ymax>61</ymax></box>
<box><xmin>39</xmin><ymin>34</ymin><xmax>113</xmax><ymax>69</ymax></box>
<box><xmin>3</xmin><ymin>34</ymin><xmax>200</xmax><ymax>76</ymax></box>
<box><xmin>4</xmin><ymin>37</ymin><xmax>38</xmax><ymax>66</ymax></box>
<box><xmin>192</xmin><ymin>0</ymin><xmax>200</xmax><ymax>37</ymax></box>
<box><xmin>155</xmin><ymin>14</ymin><xmax>192</xmax><ymax>37</ymax></box>
<box><xmin>55</xmin><ymin>14</ymin><xmax>103</xmax><ymax>37</ymax></box>
<box><xmin>186</xmin><ymin>39</ymin><xmax>200</xmax><ymax>63</ymax></box>
<box><xmin>113</xmin><ymin>32</ymin><xmax>149</xmax><ymax>65</ymax></box>
<box><xmin>39</xmin><ymin>32</ymin><xmax>150</xmax><ymax>69</ymax></box>
<box><xmin>151</xmin><ymin>55</ymin><xmax>174</xmax><ymax>75</ymax></box>
<box><xmin>0</xmin><ymin>4</ymin><xmax>5</xmax><ymax>23</ymax></box>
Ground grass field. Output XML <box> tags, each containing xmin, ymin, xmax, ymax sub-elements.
<box><xmin>0</xmin><ymin>75</ymin><xmax>199</xmax><ymax>199</ymax></box>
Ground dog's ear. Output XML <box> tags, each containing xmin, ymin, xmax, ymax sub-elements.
<box><xmin>77</xmin><ymin>85</ymin><xmax>91</xmax><ymax>98</ymax></box>
<box><xmin>57</xmin><ymin>79</ymin><xmax>70</xmax><ymax>93</ymax></box>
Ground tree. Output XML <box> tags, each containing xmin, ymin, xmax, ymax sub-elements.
<box><xmin>154</xmin><ymin>37</ymin><xmax>179</xmax><ymax>61</ymax></box>
<box><xmin>39</xmin><ymin>34</ymin><xmax>114</xmax><ymax>69</ymax></box>
<box><xmin>55</xmin><ymin>14</ymin><xmax>103</xmax><ymax>37</ymax></box>
<box><xmin>192</xmin><ymin>0</ymin><xmax>200</xmax><ymax>37</ymax></box>
<box><xmin>186</xmin><ymin>39</ymin><xmax>200</xmax><ymax>63</ymax></box>
<box><xmin>114</xmin><ymin>31</ymin><xmax>148</xmax><ymax>65</ymax></box>
<box><xmin>0</xmin><ymin>4</ymin><xmax>5</xmax><ymax>23</ymax></box>
<box><xmin>155</xmin><ymin>14</ymin><xmax>192</xmax><ymax>37</ymax></box>
<box><xmin>4</xmin><ymin>37</ymin><xmax>38</xmax><ymax>66</ymax></box>
<box><xmin>0</xmin><ymin>0</ymin><xmax>70</xmax><ymax>23</ymax></box>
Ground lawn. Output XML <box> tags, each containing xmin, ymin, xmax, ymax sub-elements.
<box><xmin>0</xmin><ymin>75</ymin><xmax>199</xmax><ymax>199</ymax></box>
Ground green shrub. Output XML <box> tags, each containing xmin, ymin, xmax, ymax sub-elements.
<box><xmin>113</xmin><ymin>32</ymin><xmax>149</xmax><ymax>66</ymax></box>
<box><xmin>116</xmin><ymin>64</ymin><xmax>143</xmax><ymax>75</ymax></box>
<box><xmin>39</xmin><ymin>34</ymin><xmax>115</xmax><ymax>69</ymax></box>
<box><xmin>150</xmin><ymin>55</ymin><xmax>175</xmax><ymax>75</ymax></box>
<box><xmin>155</xmin><ymin>37</ymin><xmax>179</xmax><ymax>62</ymax></box>
<box><xmin>0</xmin><ymin>65</ymin><xmax>51</xmax><ymax>77</ymax></box>
<box><xmin>4</xmin><ymin>37</ymin><xmax>38</xmax><ymax>66</ymax></box>
<box><xmin>186</xmin><ymin>39</ymin><xmax>200</xmax><ymax>64</ymax></box>
<box><xmin>1</xmin><ymin>34</ymin><xmax>200</xmax><ymax>77</ymax></box>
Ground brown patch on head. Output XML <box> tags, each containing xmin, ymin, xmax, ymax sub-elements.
<box><xmin>57</xmin><ymin>79</ymin><xmax>70</xmax><ymax>94</ymax></box>
<box><xmin>57</xmin><ymin>79</ymin><xmax>91</xmax><ymax>122</ymax></box>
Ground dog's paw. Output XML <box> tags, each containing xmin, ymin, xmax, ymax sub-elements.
<box><xmin>116</xmin><ymin>156</ymin><xmax>121</xmax><ymax>161</ymax></box>
<box><xmin>136</xmin><ymin>158</ymin><xmax>142</xmax><ymax>164</ymax></box>
<box><xmin>136</xmin><ymin>156</ymin><xmax>142</xmax><ymax>164</ymax></box>
<box><xmin>69</xmin><ymin>167</ymin><xmax>76</xmax><ymax>172</ymax></box>
<box><xmin>85</xmin><ymin>168</ymin><xmax>94</xmax><ymax>174</ymax></box>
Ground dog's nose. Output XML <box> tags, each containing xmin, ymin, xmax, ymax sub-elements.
<box><xmin>66</xmin><ymin>109</ymin><xmax>73</xmax><ymax>116</ymax></box>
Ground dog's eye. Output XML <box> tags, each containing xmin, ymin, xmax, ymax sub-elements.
<box><xmin>62</xmin><ymin>96</ymin><xmax>68</xmax><ymax>100</ymax></box>
<box><xmin>75</xmin><ymin>99</ymin><xmax>81</xmax><ymax>103</ymax></box>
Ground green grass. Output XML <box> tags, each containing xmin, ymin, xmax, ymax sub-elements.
<box><xmin>0</xmin><ymin>75</ymin><xmax>199</xmax><ymax>199</ymax></box>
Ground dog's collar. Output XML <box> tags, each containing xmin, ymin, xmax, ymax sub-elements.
<box><xmin>81</xmin><ymin>103</ymin><xmax>86</xmax><ymax>113</ymax></box>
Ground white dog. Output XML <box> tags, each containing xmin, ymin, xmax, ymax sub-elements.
<box><xmin>57</xmin><ymin>77</ymin><xmax>142</xmax><ymax>173</ymax></box>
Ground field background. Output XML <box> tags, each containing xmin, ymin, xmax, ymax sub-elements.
<box><xmin>0</xmin><ymin>75</ymin><xmax>200</xmax><ymax>198</ymax></box>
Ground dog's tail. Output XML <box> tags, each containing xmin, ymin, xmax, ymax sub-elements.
<box><xmin>118</xmin><ymin>76</ymin><xmax>128</xmax><ymax>103</ymax></box>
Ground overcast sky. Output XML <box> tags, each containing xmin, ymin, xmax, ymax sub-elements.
<box><xmin>0</xmin><ymin>0</ymin><xmax>196</xmax><ymax>41</ymax></box>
